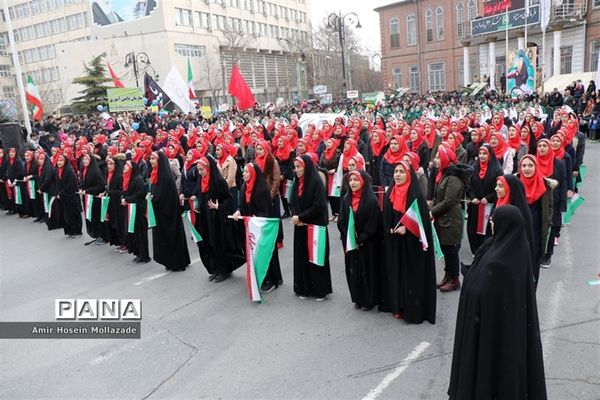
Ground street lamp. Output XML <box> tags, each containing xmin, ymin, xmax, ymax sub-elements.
<box><xmin>326</xmin><ymin>11</ymin><xmax>361</xmax><ymax>96</ymax></box>
<box><xmin>124</xmin><ymin>51</ymin><xmax>157</xmax><ymax>88</ymax></box>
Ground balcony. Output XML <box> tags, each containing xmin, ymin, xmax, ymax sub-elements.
<box><xmin>552</xmin><ymin>1</ymin><xmax>587</xmax><ymax>21</ymax></box>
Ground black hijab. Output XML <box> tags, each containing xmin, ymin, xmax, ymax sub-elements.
<box><xmin>81</xmin><ymin>154</ymin><xmax>105</xmax><ymax>194</ymax></box>
<box><xmin>240</xmin><ymin>163</ymin><xmax>272</xmax><ymax>218</ymax></box>
<box><xmin>106</xmin><ymin>156</ymin><xmax>124</xmax><ymax>192</ymax></box>
<box><xmin>338</xmin><ymin>169</ymin><xmax>381</xmax><ymax>244</ymax></box>
<box><xmin>289</xmin><ymin>154</ymin><xmax>328</xmax><ymax>226</ymax></box>
<box><xmin>448</xmin><ymin>205</ymin><xmax>546</xmax><ymax>400</ymax></box>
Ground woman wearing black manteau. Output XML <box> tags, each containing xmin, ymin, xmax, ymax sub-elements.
<box><xmin>55</xmin><ymin>154</ymin><xmax>82</xmax><ymax>238</ymax></box>
<box><xmin>337</xmin><ymin>169</ymin><xmax>381</xmax><ymax>311</ymax></box>
<box><xmin>4</xmin><ymin>148</ymin><xmax>24</xmax><ymax>216</ymax></box>
<box><xmin>465</xmin><ymin>144</ymin><xmax>503</xmax><ymax>255</ymax></box>
<box><xmin>381</xmin><ymin>161</ymin><xmax>436</xmax><ymax>324</ymax></box>
<box><xmin>22</xmin><ymin>150</ymin><xmax>40</xmax><ymax>219</ymax></box>
<box><xmin>289</xmin><ymin>155</ymin><xmax>333</xmax><ymax>301</ymax></box>
<box><xmin>0</xmin><ymin>148</ymin><xmax>9</xmax><ymax>211</ymax></box>
<box><xmin>36</xmin><ymin>151</ymin><xmax>61</xmax><ymax>229</ymax></box>
<box><xmin>149</xmin><ymin>151</ymin><xmax>190</xmax><ymax>271</ymax></box>
<box><xmin>448</xmin><ymin>206</ymin><xmax>547</xmax><ymax>400</ymax></box>
<box><xmin>102</xmin><ymin>155</ymin><xmax>126</xmax><ymax>251</ymax></box>
<box><xmin>121</xmin><ymin>160</ymin><xmax>150</xmax><ymax>263</ymax></box>
<box><xmin>196</xmin><ymin>156</ymin><xmax>245</xmax><ymax>282</ymax></box>
<box><xmin>80</xmin><ymin>153</ymin><xmax>107</xmax><ymax>245</ymax></box>
<box><xmin>233</xmin><ymin>163</ymin><xmax>282</xmax><ymax>293</ymax></box>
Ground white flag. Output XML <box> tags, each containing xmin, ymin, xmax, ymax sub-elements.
<box><xmin>162</xmin><ymin>66</ymin><xmax>195</xmax><ymax>113</ymax></box>
<box><xmin>540</xmin><ymin>0</ymin><xmax>551</xmax><ymax>33</ymax></box>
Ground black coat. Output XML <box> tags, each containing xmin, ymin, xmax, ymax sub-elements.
<box><xmin>337</xmin><ymin>170</ymin><xmax>382</xmax><ymax>309</ymax></box>
<box><xmin>151</xmin><ymin>152</ymin><xmax>190</xmax><ymax>270</ymax></box>
<box><xmin>56</xmin><ymin>161</ymin><xmax>82</xmax><ymax>236</ymax></box>
<box><xmin>448</xmin><ymin>206</ymin><xmax>547</xmax><ymax>400</ymax></box>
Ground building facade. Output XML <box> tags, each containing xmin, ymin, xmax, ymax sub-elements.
<box><xmin>0</xmin><ymin>0</ymin><xmax>312</xmax><ymax>114</ymax></box>
<box><xmin>376</xmin><ymin>0</ymin><xmax>599</xmax><ymax>93</ymax></box>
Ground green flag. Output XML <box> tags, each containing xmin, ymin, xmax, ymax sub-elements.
<box><xmin>183</xmin><ymin>211</ymin><xmax>203</xmax><ymax>242</ymax></box>
<box><xmin>100</xmin><ymin>196</ymin><xmax>110</xmax><ymax>222</ymax></box>
<box><xmin>146</xmin><ymin>194</ymin><xmax>157</xmax><ymax>228</ymax></box>
<box><xmin>14</xmin><ymin>185</ymin><xmax>22</xmax><ymax>205</ymax></box>
<box><xmin>127</xmin><ymin>203</ymin><xmax>137</xmax><ymax>233</ymax></box>
<box><xmin>27</xmin><ymin>180</ymin><xmax>36</xmax><ymax>199</ymax></box>
<box><xmin>345</xmin><ymin>207</ymin><xmax>358</xmax><ymax>252</ymax></box>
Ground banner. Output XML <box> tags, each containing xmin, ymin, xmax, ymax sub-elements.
<box><xmin>507</xmin><ymin>49</ymin><xmax>536</xmax><ymax>98</ymax></box>
<box><xmin>297</xmin><ymin>112</ymin><xmax>345</xmax><ymax>136</ymax></box>
<box><xmin>471</xmin><ymin>5</ymin><xmax>539</xmax><ymax>36</ymax></box>
<box><xmin>107</xmin><ymin>88</ymin><xmax>145</xmax><ymax>112</ymax></box>
<box><xmin>162</xmin><ymin>66</ymin><xmax>195</xmax><ymax>113</ymax></box>
<box><xmin>90</xmin><ymin>0</ymin><xmax>158</xmax><ymax>26</ymax></box>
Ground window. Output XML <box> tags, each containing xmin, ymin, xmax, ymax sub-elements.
<box><xmin>175</xmin><ymin>8</ymin><xmax>192</xmax><ymax>26</ymax></box>
<box><xmin>468</xmin><ymin>0</ymin><xmax>476</xmax><ymax>21</ymax></box>
<box><xmin>51</xmin><ymin>18</ymin><xmax>67</xmax><ymax>33</ymax></box>
<box><xmin>0</xmin><ymin>65</ymin><xmax>11</xmax><ymax>77</ymax></box>
<box><xmin>435</xmin><ymin>7</ymin><xmax>444</xmax><ymax>40</ymax></box>
<box><xmin>456</xmin><ymin>2</ymin><xmax>464</xmax><ymax>37</ymax></box>
<box><xmin>390</xmin><ymin>17</ymin><xmax>400</xmax><ymax>48</ymax></box>
<box><xmin>174</xmin><ymin>44</ymin><xmax>206</xmax><ymax>58</ymax></box>
<box><xmin>458</xmin><ymin>58</ymin><xmax>477</xmax><ymax>86</ymax></box>
<box><xmin>406</xmin><ymin>14</ymin><xmax>416</xmax><ymax>46</ymax></box>
<box><xmin>591</xmin><ymin>41</ymin><xmax>600</xmax><ymax>71</ymax></box>
<box><xmin>0</xmin><ymin>33</ymin><xmax>7</xmax><ymax>56</ymax></box>
<box><xmin>392</xmin><ymin>66</ymin><xmax>402</xmax><ymax>88</ymax></box>
<box><xmin>428</xmin><ymin>62</ymin><xmax>445</xmax><ymax>91</ymax></box>
<box><xmin>35</xmin><ymin>22</ymin><xmax>51</xmax><ymax>38</ymax></box>
<box><xmin>66</xmin><ymin>13</ymin><xmax>84</xmax><ymax>30</ymax></box>
<box><xmin>595</xmin><ymin>0</ymin><xmax>600</xmax><ymax>7</ymax></box>
<box><xmin>14</xmin><ymin>3</ymin><xmax>30</xmax><ymax>19</ymax></box>
<box><xmin>560</xmin><ymin>46</ymin><xmax>572</xmax><ymax>74</ymax></box>
<box><xmin>409</xmin><ymin>65</ymin><xmax>420</xmax><ymax>92</ymax></box>
<box><xmin>425</xmin><ymin>9</ymin><xmax>433</xmax><ymax>42</ymax></box>
<box><xmin>3</xmin><ymin>86</ymin><xmax>15</xmax><ymax>100</ymax></box>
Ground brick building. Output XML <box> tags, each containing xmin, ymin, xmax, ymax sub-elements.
<box><xmin>376</xmin><ymin>0</ymin><xmax>600</xmax><ymax>93</ymax></box>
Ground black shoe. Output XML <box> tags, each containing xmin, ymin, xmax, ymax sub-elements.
<box><xmin>208</xmin><ymin>274</ymin><xmax>216</xmax><ymax>281</ymax></box>
<box><xmin>354</xmin><ymin>303</ymin><xmax>361</xmax><ymax>309</ymax></box>
<box><xmin>281</xmin><ymin>211</ymin><xmax>290</xmax><ymax>219</ymax></box>
<box><xmin>213</xmin><ymin>274</ymin><xmax>230</xmax><ymax>283</ymax></box>
<box><xmin>6</xmin><ymin>210</ymin><xmax>15</xmax><ymax>215</ymax></box>
<box><xmin>540</xmin><ymin>255</ymin><xmax>551</xmax><ymax>268</ymax></box>
<box><xmin>33</xmin><ymin>217</ymin><xmax>43</xmax><ymax>222</ymax></box>
<box><xmin>133</xmin><ymin>256</ymin><xmax>140</xmax><ymax>263</ymax></box>
<box><xmin>137</xmin><ymin>258</ymin><xmax>151</xmax><ymax>264</ymax></box>
<box><xmin>260</xmin><ymin>281</ymin><xmax>276</xmax><ymax>293</ymax></box>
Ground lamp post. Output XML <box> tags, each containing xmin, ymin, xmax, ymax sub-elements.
<box><xmin>124</xmin><ymin>51</ymin><xmax>158</xmax><ymax>88</ymax></box>
<box><xmin>326</xmin><ymin>11</ymin><xmax>362</xmax><ymax>97</ymax></box>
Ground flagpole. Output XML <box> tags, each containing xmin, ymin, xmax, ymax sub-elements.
<box><xmin>542</xmin><ymin>29</ymin><xmax>546</xmax><ymax>94</ymax></box>
<box><xmin>524</xmin><ymin>0</ymin><xmax>529</xmax><ymax>52</ymax></box>
<box><xmin>3</xmin><ymin>0</ymin><xmax>32</xmax><ymax>139</ymax></box>
<box><xmin>505</xmin><ymin>5</ymin><xmax>509</xmax><ymax>85</ymax></box>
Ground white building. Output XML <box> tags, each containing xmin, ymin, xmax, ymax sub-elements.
<box><xmin>0</xmin><ymin>0</ymin><xmax>312</xmax><ymax>115</ymax></box>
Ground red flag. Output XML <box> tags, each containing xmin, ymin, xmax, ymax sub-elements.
<box><xmin>228</xmin><ymin>64</ymin><xmax>255</xmax><ymax>109</ymax></box>
<box><xmin>107</xmin><ymin>62</ymin><xmax>125</xmax><ymax>88</ymax></box>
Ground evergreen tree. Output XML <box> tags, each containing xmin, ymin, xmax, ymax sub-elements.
<box><xmin>71</xmin><ymin>53</ymin><xmax>112</xmax><ymax>114</ymax></box>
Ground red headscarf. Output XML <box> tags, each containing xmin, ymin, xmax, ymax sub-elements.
<box><xmin>424</xmin><ymin>123</ymin><xmax>437</xmax><ymax>149</ymax></box>
<box><xmin>495</xmin><ymin>175</ymin><xmax>511</xmax><ymax>207</ymax></box>
<box><xmin>551</xmin><ymin>133</ymin><xmax>566</xmax><ymax>160</ymax></box>
<box><xmin>389</xmin><ymin>161</ymin><xmax>412</xmax><ymax>213</ymax></box>
<box><xmin>508</xmin><ymin>126</ymin><xmax>522</xmax><ymax>150</ymax></box>
<box><xmin>536</xmin><ymin>139</ymin><xmax>555</xmax><ymax>177</ymax></box>
<box><xmin>349</xmin><ymin>155</ymin><xmax>365</xmax><ymax>171</ymax></box>
<box><xmin>519</xmin><ymin>155</ymin><xmax>547</xmax><ymax>204</ymax></box>
<box><xmin>409</xmin><ymin>129</ymin><xmax>426</xmax><ymax>151</ymax></box>
<box><xmin>492</xmin><ymin>113</ymin><xmax>505</xmax><ymax>132</ymax></box>
<box><xmin>490</xmin><ymin>133</ymin><xmax>508</xmax><ymax>160</ymax></box>
<box><xmin>323</xmin><ymin>139</ymin><xmax>340</xmax><ymax>161</ymax></box>
<box><xmin>57</xmin><ymin>155</ymin><xmax>65</xmax><ymax>179</ymax></box>
<box><xmin>81</xmin><ymin>154</ymin><xmax>91</xmax><ymax>180</ymax></box>
<box><xmin>185</xmin><ymin>149</ymin><xmax>202</xmax><ymax>171</ymax></box>
<box><xmin>405</xmin><ymin>151</ymin><xmax>420</xmax><ymax>171</ymax></box>
<box><xmin>478</xmin><ymin>146</ymin><xmax>490</xmax><ymax>179</ymax></box>
<box><xmin>8</xmin><ymin>148</ymin><xmax>16</xmax><ymax>165</ymax></box>
<box><xmin>217</xmin><ymin>144</ymin><xmax>230</xmax><ymax>166</ymax></box>
<box><xmin>244</xmin><ymin>164</ymin><xmax>257</xmax><ymax>203</ymax></box>
<box><xmin>370</xmin><ymin>129</ymin><xmax>387</xmax><ymax>157</ymax></box>
<box><xmin>149</xmin><ymin>152</ymin><xmax>159</xmax><ymax>185</ymax></box>
<box><xmin>122</xmin><ymin>161</ymin><xmax>132</xmax><ymax>191</ymax></box>
<box><xmin>254</xmin><ymin>140</ymin><xmax>271</xmax><ymax>172</ymax></box>
<box><xmin>295</xmin><ymin>156</ymin><xmax>305</xmax><ymax>196</ymax></box>
<box><xmin>530</xmin><ymin>121</ymin><xmax>544</xmax><ymax>140</ymax></box>
<box><xmin>24</xmin><ymin>150</ymin><xmax>34</xmax><ymax>174</ymax></box>
<box><xmin>37</xmin><ymin>153</ymin><xmax>46</xmax><ymax>176</ymax></box>
<box><xmin>275</xmin><ymin>138</ymin><xmax>292</xmax><ymax>161</ymax></box>
<box><xmin>435</xmin><ymin>146</ymin><xmax>453</xmax><ymax>185</ymax></box>
<box><xmin>342</xmin><ymin>139</ymin><xmax>359</xmax><ymax>170</ymax></box>
<box><xmin>348</xmin><ymin>171</ymin><xmax>364</xmax><ymax>212</ymax></box>
<box><xmin>383</xmin><ymin>136</ymin><xmax>408</xmax><ymax>165</ymax></box>
<box><xmin>198</xmin><ymin>157</ymin><xmax>210</xmax><ymax>193</ymax></box>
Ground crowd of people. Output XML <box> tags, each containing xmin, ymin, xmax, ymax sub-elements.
<box><xmin>0</xmin><ymin>88</ymin><xmax>591</xmax><ymax>398</ymax></box>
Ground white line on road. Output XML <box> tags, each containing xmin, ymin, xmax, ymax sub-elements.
<box><xmin>361</xmin><ymin>341</ymin><xmax>431</xmax><ymax>400</ymax></box>
<box><xmin>133</xmin><ymin>272</ymin><xmax>170</xmax><ymax>286</ymax></box>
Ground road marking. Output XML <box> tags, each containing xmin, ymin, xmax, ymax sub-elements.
<box><xmin>133</xmin><ymin>272</ymin><xmax>170</xmax><ymax>286</ymax></box>
<box><xmin>361</xmin><ymin>341</ymin><xmax>431</xmax><ymax>400</ymax></box>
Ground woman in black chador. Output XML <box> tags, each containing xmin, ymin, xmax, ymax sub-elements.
<box><xmin>149</xmin><ymin>151</ymin><xmax>190</xmax><ymax>271</ymax></box>
<box><xmin>102</xmin><ymin>155</ymin><xmax>126</xmax><ymax>251</ymax></box>
<box><xmin>121</xmin><ymin>160</ymin><xmax>150</xmax><ymax>263</ymax></box>
<box><xmin>448</xmin><ymin>205</ymin><xmax>546</xmax><ymax>400</ymax></box>
<box><xmin>55</xmin><ymin>153</ymin><xmax>82</xmax><ymax>238</ymax></box>
<box><xmin>36</xmin><ymin>151</ymin><xmax>61</xmax><ymax>230</ymax></box>
<box><xmin>80</xmin><ymin>153</ymin><xmax>107</xmax><ymax>245</ymax></box>
<box><xmin>289</xmin><ymin>155</ymin><xmax>332</xmax><ymax>301</ymax></box>
<box><xmin>381</xmin><ymin>161</ymin><xmax>436</xmax><ymax>324</ymax></box>
<box><xmin>196</xmin><ymin>156</ymin><xmax>245</xmax><ymax>282</ymax></box>
<box><xmin>233</xmin><ymin>163</ymin><xmax>283</xmax><ymax>292</ymax></box>
<box><xmin>337</xmin><ymin>169</ymin><xmax>381</xmax><ymax>310</ymax></box>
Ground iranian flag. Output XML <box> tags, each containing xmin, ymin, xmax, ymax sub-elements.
<box><xmin>46</xmin><ymin>195</ymin><xmax>57</xmax><ymax>218</ymax></box>
<box><xmin>307</xmin><ymin>224</ymin><xmax>327</xmax><ymax>266</ymax></box>
<box><xmin>127</xmin><ymin>203</ymin><xmax>137</xmax><ymax>233</ymax></box>
<box><xmin>476</xmin><ymin>203</ymin><xmax>493</xmax><ymax>235</ymax></box>
<box><xmin>243</xmin><ymin>216</ymin><xmax>279</xmax><ymax>302</ymax></box>
<box><xmin>399</xmin><ymin>199</ymin><xmax>429</xmax><ymax>251</ymax></box>
<box><xmin>27</xmin><ymin>180</ymin><xmax>36</xmax><ymax>200</ymax></box>
<box><xmin>146</xmin><ymin>194</ymin><xmax>157</xmax><ymax>228</ymax></box>
<box><xmin>328</xmin><ymin>157</ymin><xmax>344</xmax><ymax>197</ymax></box>
<box><xmin>187</xmin><ymin>58</ymin><xmax>196</xmax><ymax>99</ymax></box>
<box><xmin>14</xmin><ymin>185</ymin><xmax>22</xmax><ymax>205</ymax></box>
<box><xmin>25</xmin><ymin>75</ymin><xmax>43</xmax><ymax>121</ymax></box>
<box><xmin>100</xmin><ymin>196</ymin><xmax>110</xmax><ymax>222</ymax></box>
<box><xmin>345</xmin><ymin>207</ymin><xmax>358</xmax><ymax>252</ymax></box>
<box><xmin>563</xmin><ymin>193</ymin><xmax>585</xmax><ymax>225</ymax></box>
<box><xmin>107</xmin><ymin>62</ymin><xmax>125</xmax><ymax>88</ymax></box>
<box><xmin>282</xmin><ymin>179</ymin><xmax>294</xmax><ymax>200</ymax></box>
<box><xmin>183</xmin><ymin>210</ymin><xmax>203</xmax><ymax>242</ymax></box>
<box><xmin>85</xmin><ymin>194</ymin><xmax>94</xmax><ymax>222</ymax></box>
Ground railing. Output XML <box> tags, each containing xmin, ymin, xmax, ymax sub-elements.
<box><xmin>552</xmin><ymin>1</ymin><xmax>587</xmax><ymax>20</ymax></box>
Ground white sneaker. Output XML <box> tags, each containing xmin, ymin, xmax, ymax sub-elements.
<box><xmin>315</xmin><ymin>296</ymin><xmax>327</xmax><ymax>302</ymax></box>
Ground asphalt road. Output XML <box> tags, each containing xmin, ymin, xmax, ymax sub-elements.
<box><xmin>1</xmin><ymin>145</ymin><xmax>599</xmax><ymax>400</ymax></box>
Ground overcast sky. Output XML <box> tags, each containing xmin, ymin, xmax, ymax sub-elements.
<box><xmin>309</xmin><ymin>0</ymin><xmax>392</xmax><ymax>57</ymax></box>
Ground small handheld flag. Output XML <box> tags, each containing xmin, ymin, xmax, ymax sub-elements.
<box><xmin>307</xmin><ymin>224</ymin><xmax>327</xmax><ymax>266</ymax></box>
<box><xmin>100</xmin><ymin>196</ymin><xmax>110</xmax><ymax>222</ymax></box>
<box><xmin>27</xmin><ymin>180</ymin><xmax>36</xmax><ymax>200</ymax></box>
<box><xmin>127</xmin><ymin>203</ymin><xmax>137</xmax><ymax>233</ymax></box>
<box><xmin>85</xmin><ymin>194</ymin><xmax>94</xmax><ymax>222</ymax></box>
<box><xmin>183</xmin><ymin>210</ymin><xmax>203</xmax><ymax>242</ymax></box>
<box><xmin>14</xmin><ymin>185</ymin><xmax>22</xmax><ymax>205</ymax></box>
<box><xmin>345</xmin><ymin>207</ymin><xmax>358</xmax><ymax>252</ymax></box>
<box><xmin>146</xmin><ymin>194</ymin><xmax>157</xmax><ymax>228</ymax></box>
<box><xmin>476</xmin><ymin>203</ymin><xmax>493</xmax><ymax>235</ymax></box>
<box><xmin>399</xmin><ymin>199</ymin><xmax>429</xmax><ymax>251</ymax></box>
